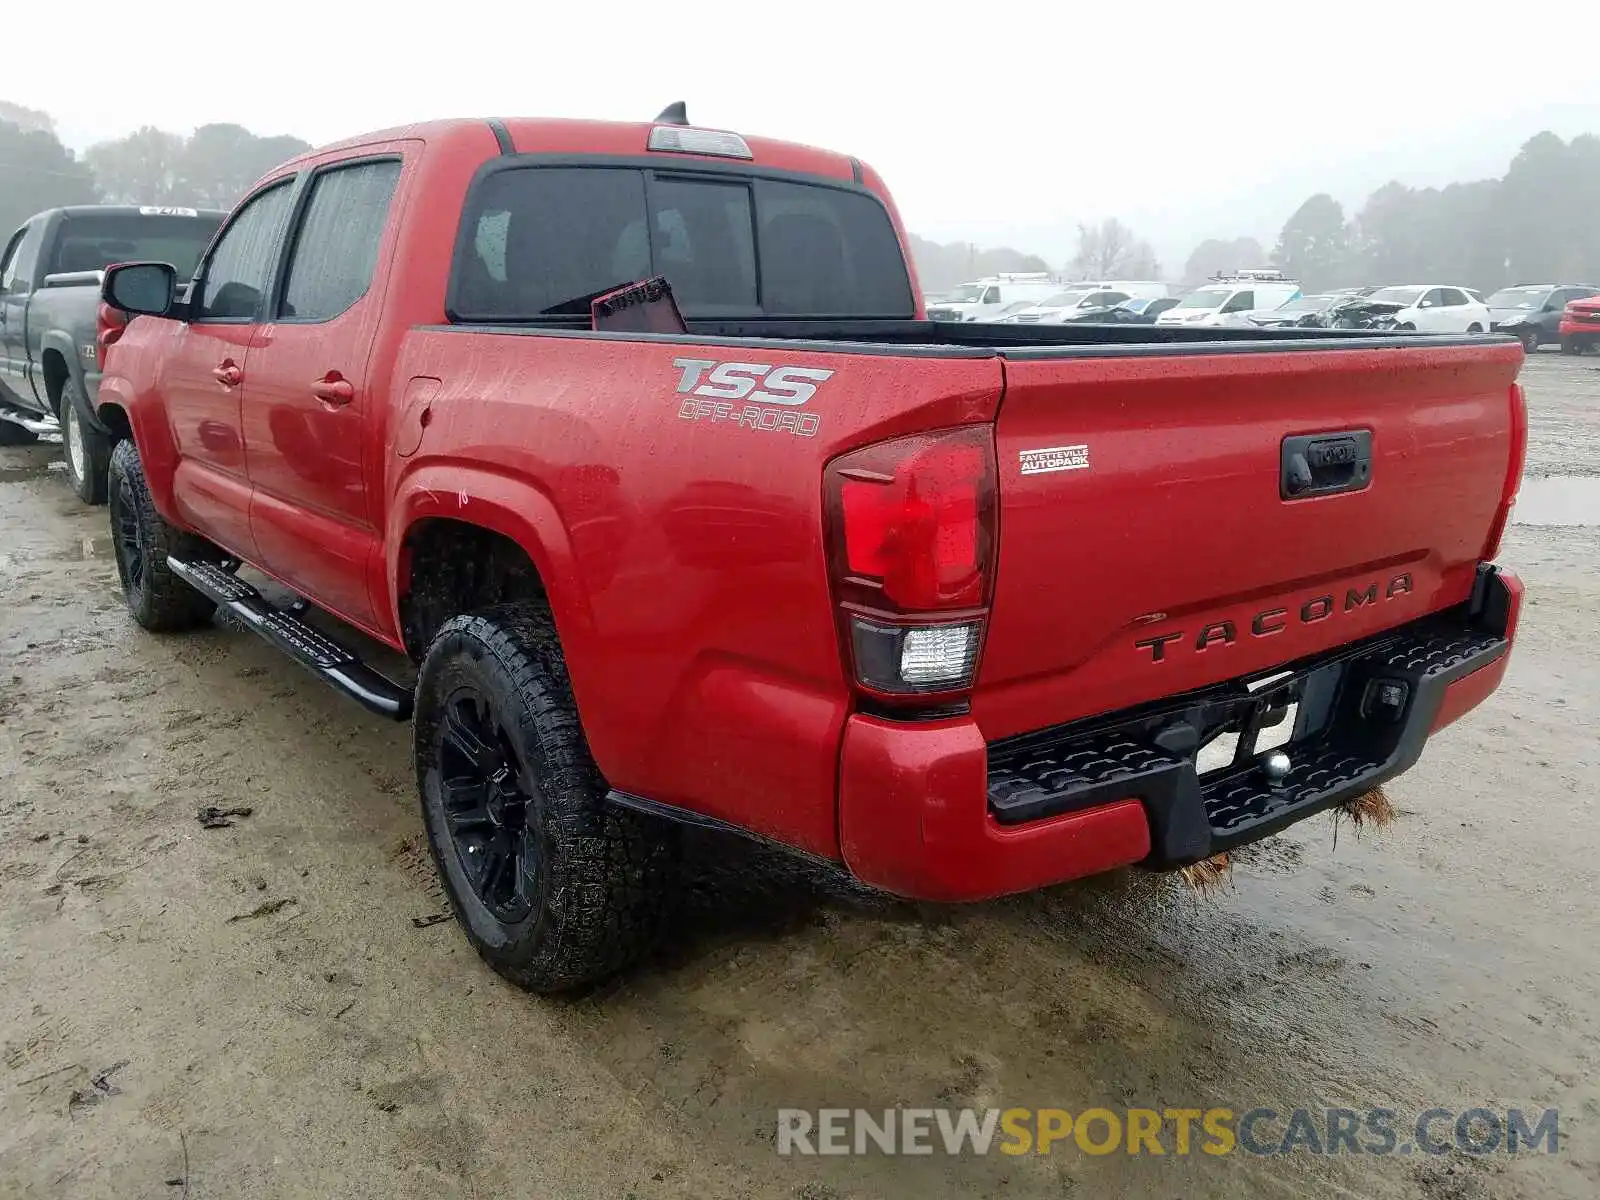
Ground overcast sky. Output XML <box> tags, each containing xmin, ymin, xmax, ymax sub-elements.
<box><xmin>10</xmin><ymin>3</ymin><xmax>1600</xmax><ymax>269</ymax></box>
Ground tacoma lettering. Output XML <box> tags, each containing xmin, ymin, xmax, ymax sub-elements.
<box><xmin>1138</xmin><ymin>573</ymin><xmax>1416</xmax><ymax>662</ymax></box>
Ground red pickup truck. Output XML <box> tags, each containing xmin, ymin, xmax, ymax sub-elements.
<box><xmin>95</xmin><ymin>110</ymin><xmax>1525</xmax><ymax>992</ymax></box>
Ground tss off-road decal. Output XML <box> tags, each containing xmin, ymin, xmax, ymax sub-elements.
<box><xmin>672</xmin><ymin>358</ymin><xmax>833</xmax><ymax>437</ymax></box>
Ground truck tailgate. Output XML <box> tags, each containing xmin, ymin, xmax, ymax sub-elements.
<box><xmin>974</xmin><ymin>340</ymin><xmax>1522</xmax><ymax>742</ymax></box>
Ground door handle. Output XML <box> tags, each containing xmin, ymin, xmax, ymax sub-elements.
<box><xmin>311</xmin><ymin>376</ymin><xmax>354</xmax><ymax>405</ymax></box>
<box><xmin>212</xmin><ymin>362</ymin><xmax>242</xmax><ymax>387</ymax></box>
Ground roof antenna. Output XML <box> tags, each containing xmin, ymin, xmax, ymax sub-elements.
<box><xmin>654</xmin><ymin>101</ymin><xmax>689</xmax><ymax>126</ymax></box>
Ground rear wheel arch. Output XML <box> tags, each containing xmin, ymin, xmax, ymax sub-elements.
<box><xmin>95</xmin><ymin>401</ymin><xmax>133</xmax><ymax>443</ymax></box>
<box><xmin>40</xmin><ymin>345</ymin><xmax>72</xmax><ymax>408</ymax></box>
<box><xmin>389</xmin><ymin>468</ymin><xmax>593</xmax><ymax>656</ymax></box>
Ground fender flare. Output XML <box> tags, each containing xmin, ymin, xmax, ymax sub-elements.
<box><xmin>96</xmin><ymin>372</ymin><xmax>184</xmax><ymax>523</ymax></box>
<box><xmin>387</xmin><ymin>461</ymin><xmax>597</xmax><ymax>653</ymax></box>
<box><xmin>41</xmin><ymin>330</ymin><xmax>114</xmax><ymax>433</ymax></box>
<box><xmin>36</xmin><ymin>331</ymin><xmax>86</xmax><ymax>410</ymax></box>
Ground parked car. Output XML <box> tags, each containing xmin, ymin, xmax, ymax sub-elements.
<box><xmin>0</xmin><ymin>205</ymin><xmax>224</xmax><ymax>501</ymax></box>
<box><xmin>1120</xmin><ymin>296</ymin><xmax>1180</xmax><ymax>321</ymax></box>
<box><xmin>1486</xmin><ymin>284</ymin><xmax>1600</xmax><ymax>353</ymax></box>
<box><xmin>1247</xmin><ymin>294</ymin><xmax>1347</xmax><ymax>328</ymax></box>
<box><xmin>1354</xmin><ymin>285</ymin><xmax>1491</xmax><ymax>335</ymax></box>
<box><xmin>1061</xmin><ymin>296</ymin><xmax>1181</xmax><ymax>324</ymax></box>
<box><xmin>1156</xmin><ymin>278</ymin><xmax>1303</xmax><ymax>327</ymax></box>
<box><xmin>94</xmin><ymin>109</ymin><xmax>1523</xmax><ymax>993</ymax></box>
<box><xmin>1559</xmin><ymin>294</ymin><xmax>1600</xmax><ymax>353</ymax></box>
<box><xmin>926</xmin><ymin>274</ymin><xmax>1061</xmax><ymax>322</ymax></box>
<box><xmin>999</xmin><ymin>287</ymin><xmax>1134</xmax><ymax>323</ymax></box>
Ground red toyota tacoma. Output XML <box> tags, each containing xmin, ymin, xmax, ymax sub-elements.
<box><xmin>94</xmin><ymin>109</ymin><xmax>1525</xmax><ymax>992</ymax></box>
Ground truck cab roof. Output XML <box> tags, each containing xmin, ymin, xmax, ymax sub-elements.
<box><xmin>282</xmin><ymin>117</ymin><xmax>866</xmax><ymax>186</ymax></box>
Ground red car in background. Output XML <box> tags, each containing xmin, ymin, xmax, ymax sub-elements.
<box><xmin>1560</xmin><ymin>295</ymin><xmax>1600</xmax><ymax>353</ymax></box>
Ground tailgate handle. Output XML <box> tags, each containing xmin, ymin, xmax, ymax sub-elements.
<box><xmin>1281</xmin><ymin>431</ymin><xmax>1372</xmax><ymax>500</ymax></box>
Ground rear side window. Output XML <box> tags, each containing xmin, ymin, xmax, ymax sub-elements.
<box><xmin>196</xmin><ymin>182</ymin><xmax>295</xmax><ymax>321</ymax></box>
<box><xmin>280</xmin><ymin>160</ymin><xmax>402</xmax><ymax>321</ymax></box>
<box><xmin>451</xmin><ymin>165</ymin><xmax>913</xmax><ymax>321</ymax></box>
<box><xmin>2</xmin><ymin>220</ymin><xmax>46</xmax><ymax>293</ymax></box>
<box><xmin>48</xmin><ymin>213</ymin><xmax>223</xmax><ymax>279</ymax></box>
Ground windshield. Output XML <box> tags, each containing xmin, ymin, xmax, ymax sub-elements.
<box><xmin>945</xmin><ymin>284</ymin><xmax>985</xmax><ymax>303</ymax></box>
<box><xmin>1485</xmin><ymin>287</ymin><xmax>1550</xmax><ymax>310</ymax></box>
<box><xmin>453</xmin><ymin>166</ymin><xmax>914</xmax><ymax>319</ymax></box>
<box><xmin>1038</xmin><ymin>289</ymin><xmax>1092</xmax><ymax>308</ymax></box>
<box><xmin>47</xmin><ymin>212</ymin><xmax>223</xmax><ymax>278</ymax></box>
<box><xmin>1173</xmin><ymin>288</ymin><xmax>1230</xmax><ymax>310</ymax></box>
<box><xmin>1367</xmin><ymin>286</ymin><xmax>1425</xmax><ymax>306</ymax></box>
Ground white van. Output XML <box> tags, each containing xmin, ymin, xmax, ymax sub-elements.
<box><xmin>1157</xmin><ymin>277</ymin><xmax>1302</xmax><ymax>327</ymax></box>
<box><xmin>925</xmin><ymin>274</ymin><xmax>1062</xmax><ymax>323</ymax></box>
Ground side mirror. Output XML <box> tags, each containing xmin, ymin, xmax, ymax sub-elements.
<box><xmin>102</xmin><ymin>262</ymin><xmax>177</xmax><ymax>318</ymax></box>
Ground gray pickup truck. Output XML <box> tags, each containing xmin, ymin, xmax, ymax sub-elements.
<box><xmin>0</xmin><ymin>205</ymin><xmax>223</xmax><ymax>501</ymax></box>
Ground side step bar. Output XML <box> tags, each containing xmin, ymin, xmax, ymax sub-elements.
<box><xmin>167</xmin><ymin>556</ymin><xmax>413</xmax><ymax>720</ymax></box>
<box><xmin>0</xmin><ymin>404</ymin><xmax>60</xmax><ymax>435</ymax></box>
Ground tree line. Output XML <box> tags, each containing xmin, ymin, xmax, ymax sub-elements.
<box><xmin>1272</xmin><ymin>132</ymin><xmax>1600</xmax><ymax>292</ymax></box>
<box><xmin>912</xmin><ymin>220</ymin><xmax>1161</xmax><ymax>293</ymax></box>
<box><xmin>0</xmin><ymin>105</ymin><xmax>309</xmax><ymax>235</ymax></box>
<box><xmin>918</xmin><ymin>130</ymin><xmax>1600</xmax><ymax>296</ymax></box>
<box><xmin>6</xmin><ymin>104</ymin><xmax>1595</xmax><ymax>296</ymax></box>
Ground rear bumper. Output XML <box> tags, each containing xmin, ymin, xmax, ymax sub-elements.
<box><xmin>839</xmin><ymin>566</ymin><xmax>1521</xmax><ymax>902</ymax></box>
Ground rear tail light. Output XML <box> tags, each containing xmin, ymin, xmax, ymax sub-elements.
<box><xmin>96</xmin><ymin>301</ymin><xmax>129</xmax><ymax>362</ymax></box>
<box><xmin>1482</xmin><ymin>381</ymin><xmax>1527</xmax><ymax>561</ymax></box>
<box><xmin>824</xmin><ymin>426</ymin><xmax>997</xmax><ymax>701</ymax></box>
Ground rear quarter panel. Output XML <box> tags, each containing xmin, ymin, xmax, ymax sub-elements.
<box><xmin>385</xmin><ymin>328</ymin><xmax>1001</xmax><ymax>857</ymax></box>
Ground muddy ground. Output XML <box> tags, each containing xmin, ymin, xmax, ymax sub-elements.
<box><xmin>2</xmin><ymin>353</ymin><xmax>1599</xmax><ymax>1200</ymax></box>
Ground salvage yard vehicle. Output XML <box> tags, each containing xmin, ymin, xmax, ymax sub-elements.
<box><xmin>93</xmin><ymin>109</ymin><xmax>1526</xmax><ymax>993</ymax></box>
<box><xmin>1558</xmin><ymin>293</ymin><xmax>1600</xmax><ymax>354</ymax></box>
<box><xmin>0</xmin><ymin>206</ymin><xmax>224</xmax><ymax>500</ymax></box>
<box><xmin>1354</xmin><ymin>284</ymin><xmax>1491</xmax><ymax>335</ymax></box>
<box><xmin>924</xmin><ymin>273</ymin><xmax>1060</xmax><ymax>321</ymax></box>
<box><xmin>1156</xmin><ymin>272</ymin><xmax>1303</xmax><ymax>327</ymax></box>
<box><xmin>1486</xmin><ymin>284</ymin><xmax>1598</xmax><ymax>353</ymax></box>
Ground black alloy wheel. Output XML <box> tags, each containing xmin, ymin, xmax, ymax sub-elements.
<box><xmin>110</xmin><ymin>464</ymin><xmax>148</xmax><ymax>597</ymax></box>
<box><xmin>435</xmin><ymin>685</ymin><xmax>538</xmax><ymax>923</ymax></box>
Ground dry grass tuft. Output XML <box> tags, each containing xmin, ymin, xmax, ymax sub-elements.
<box><xmin>1179</xmin><ymin>853</ymin><xmax>1232</xmax><ymax>896</ymax></box>
<box><xmin>1337</xmin><ymin>785</ymin><xmax>1397</xmax><ymax>830</ymax></box>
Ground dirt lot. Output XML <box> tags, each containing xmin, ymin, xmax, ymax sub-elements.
<box><xmin>2</xmin><ymin>353</ymin><xmax>1599</xmax><ymax>1200</ymax></box>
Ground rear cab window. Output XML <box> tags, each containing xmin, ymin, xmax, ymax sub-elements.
<box><xmin>48</xmin><ymin>211</ymin><xmax>224</xmax><ymax>279</ymax></box>
<box><xmin>449</xmin><ymin>162</ymin><xmax>914</xmax><ymax>322</ymax></box>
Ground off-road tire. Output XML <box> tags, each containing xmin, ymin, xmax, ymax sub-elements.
<box><xmin>414</xmin><ymin>602</ymin><xmax>676</xmax><ymax>993</ymax></box>
<box><xmin>60</xmin><ymin>378</ymin><xmax>111</xmax><ymax>505</ymax></box>
<box><xmin>0</xmin><ymin>418</ymin><xmax>39</xmax><ymax>445</ymax></box>
<box><xmin>107</xmin><ymin>440</ymin><xmax>218</xmax><ymax>632</ymax></box>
